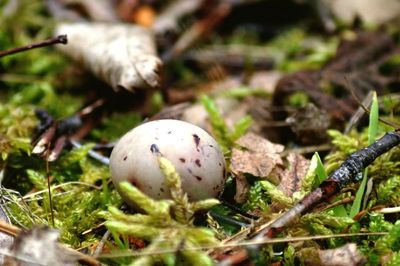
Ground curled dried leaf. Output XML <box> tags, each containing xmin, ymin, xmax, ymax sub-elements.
<box><xmin>56</xmin><ymin>22</ymin><xmax>162</xmax><ymax>92</ymax></box>
<box><xmin>231</xmin><ymin>133</ymin><xmax>284</xmax><ymax>178</ymax></box>
<box><xmin>4</xmin><ymin>227</ymin><xmax>79</xmax><ymax>266</ymax></box>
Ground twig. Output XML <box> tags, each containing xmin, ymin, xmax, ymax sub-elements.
<box><xmin>70</xmin><ymin>140</ymin><xmax>110</xmax><ymax>165</ymax></box>
<box><xmin>345</xmin><ymin>76</ymin><xmax>400</xmax><ymax>129</ymax></box>
<box><xmin>375</xmin><ymin>206</ymin><xmax>400</xmax><ymax>214</ymax></box>
<box><xmin>162</xmin><ymin>2</ymin><xmax>232</xmax><ymax>62</ymax></box>
<box><xmin>217</xmin><ymin>130</ymin><xmax>400</xmax><ymax>265</ymax></box>
<box><xmin>0</xmin><ymin>35</ymin><xmax>67</xmax><ymax>58</ymax></box>
<box><xmin>0</xmin><ymin>220</ymin><xmax>101</xmax><ymax>266</ymax></box>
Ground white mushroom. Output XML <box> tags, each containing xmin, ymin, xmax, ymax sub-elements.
<box><xmin>109</xmin><ymin>119</ymin><xmax>226</xmax><ymax>206</ymax></box>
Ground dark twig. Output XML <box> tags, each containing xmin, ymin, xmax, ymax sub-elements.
<box><xmin>217</xmin><ymin>130</ymin><xmax>400</xmax><ymax>266</ymax></box>
<box><xmin>0</xmin><ymin>35</ymin><xmax>67</xmax><ymax>58</ymax></box>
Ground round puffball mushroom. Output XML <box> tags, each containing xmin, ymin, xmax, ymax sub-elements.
<box><xmin>109</xmin><ymin>119</ymin><xmax>226</xmax><ymax>206</ymax></box>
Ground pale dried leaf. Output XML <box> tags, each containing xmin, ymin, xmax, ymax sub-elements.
<box><xmin>231</xmin><ymin>133</ymin><xmax>284</xmax><ymax>178</ymax></box>
<box><xmin>318</xmin><ymin>243</ymin><xmax>366</xmax><ymax>266</ymax></box>
<box><xmin>277</xmin><ymin>153</ymin><xmax>310</xmax><ymax>197</ymax></box>
<box><xmin>327</xmin><ymin>0</ymin><xmax>400</xmax><ymax>25</ymax></box>
<box><xmin>4</xmin><ymin>227</ymin><xmax>79</xmax><ymax>266</ymax></box>
<box><xmin>56</xmin><ymin>22</ymin><xmax>162</xmax><ymax>92</ymax></box>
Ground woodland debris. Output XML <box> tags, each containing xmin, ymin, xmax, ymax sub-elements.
<box><xmin>153</xmin><ymin>0</ymin><xmax>205</xmax><ymax>34</ymax></box>
<box><xmin>277</xmin><ymin>153</ymin><xmax>309</xmax><ymax>197</ymax></box>
<box><xmin>0</xmin><ymin>205</ymin><xmax>13</xmax><ymax>265</ymax></box>
<box><xmin>299</xmin><ymin>243</ymin><xmax>366</xmax><ymax>266</ymax></box>
<box><xmin>3</xmin><ymin>227</ymin><xmax>79</xmax><ymax>266</ymax></box>
<box><xmin>32</xmin><ymin>99</ymin><xmax>105</xmax><ymax>161</ymax></box>
<box><xmin>273</xmin><ymin>31</ymin><xmax>399</xmax><ymax>143</ymax></box>
<box><xmin>182</xmin><ymin>45</ymin><xmax>275</xmax><ymax>71</ymax></box>
<box><xmin>162</xmin><ymin>1</ymin><xmax>233</xmax><ymax>62</ymax></box>
<box><xmin>286</xmin><ymin>103</ymin><xmax>331</xmax><ymax>144</ymax></box>
<box><xmin>231</xmin><ymin>133</ymin><xmax>284</xmax><ymax>178</ymax></box>
<box><xmin>217</xmin><ymin>130</ymin><xmax>400</xmax><ymax>265</ymax></box>
<box><xmin>0</xmin><ymin>222</ymin><xmax>100</xmax><ymax>266</ymax></box>
<box><xmin>55</xmin><ymin>22</ymin><xmax>162</xmax><ymax>92</ymax></box>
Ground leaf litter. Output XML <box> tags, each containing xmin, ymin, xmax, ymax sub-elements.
<box><xmin>0</xmin><ymin>0</ymin><xmax>400</xmax><ymax>265</ymax></box>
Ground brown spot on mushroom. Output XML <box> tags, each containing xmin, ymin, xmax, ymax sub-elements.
<box><xmin>219</xmin><ymin>162</ymin><xmax>222</xmax><ymax>166</ymax></box>
<box><xmin>209</xmin><ymin>145</ymin><xmax>214</xmax><ymax>148</ymax></box>
<box><xmin>128</xmin><ymin>177</ymin><xmax>141</xmax><ymax>189</ymax></box>
<box><xmin>123</xmin><ymin>156</ymin><xmax>128</xmax><ymax>161</ymax></box>
<box><xmin>168</xmin><ymin>131</ymin><xmax>172</xmax><ymax>134</ymax></box>
<box><xmin>194</xmin><ymin>175</ymin><xmax>203</xmax><ymax>181</ymax></box>
<box><xmin>150</xmin><ymin>144</ymin><xmax>160</xmax><ymax>154</ymax></box>
<box><xmin>222</xmin><ymin>167</ymin><xmax>226</xmax><ymax>177</ymax></box>
<box><xmin>160</xmin><ymin>188</ymin><xmax>165</xmax><ymax>192</ymax></box>
<box><xmin>195</xmin><ymin>159</ymin><xmax>201</xmax><ymax>167</ymax></box>
<box><xmin>193</xmin><ymin>134</ymin><xmax>200</xmax><ymax>151</ymax></box>
<box><xmin>179</xmin><ymin>158</ymin><xmax>186</xmax><ymax>163</ymax></box>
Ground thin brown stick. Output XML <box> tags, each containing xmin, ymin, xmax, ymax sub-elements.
<box><xmin>0</xmin><ymin>220</ymin><xmax>101</xmax><ymax>266</ymax></box>
<box><xmin>344</xmin><ymin>76</ymin><xmax>400</xmax><ymax>129</ymax></box>
<box><xmin>0</xmin><ymin>35</ymin><xmax>67</xmax><ymax>58</ymax></box>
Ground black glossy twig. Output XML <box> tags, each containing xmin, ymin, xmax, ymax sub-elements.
<box><xmin>0</xmin><ymin>35</ymin><xmax>67</xmax><ymax>58</ymax></box>
<box><xmin>218</xmin><ymin>130</ymin><xmax>400</xmax><ymax>266</ymax></box>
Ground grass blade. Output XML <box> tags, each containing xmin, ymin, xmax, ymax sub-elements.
<box><xmin>350</xmin><ymin>91</ymin><xmax>379</xmax><ymax>217</ymax></box>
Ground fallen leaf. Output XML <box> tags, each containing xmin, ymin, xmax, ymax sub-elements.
<box><xmin>231</xmin><ymin>133</ymin><xmax>284</xmax><ymax>178</ymax></box>
<box><xmin>4</xmin><ymin>227</ymin><xmax>79</xmax><ymax>266</ymax></box>
<box><xmin>55</xmin><ymin>22</ymin><xmax>162</xmax><ymax>92</ymax></box>
<box><xmin>277</xmin><ymin>153</ymin><xmax>310</xmax><ymax>197</ymax></box>
<box><xmin>234</xmin><ymin>173</ymin><xmax>250</xmax><ymax>204</ymax></box>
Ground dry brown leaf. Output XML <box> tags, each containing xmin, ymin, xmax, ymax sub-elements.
<box><xmin>4</xmin><ymin>227</ymin><xmax>79</xmax><ymax>266</ymax></box>
<box><xmin>56</xmin><ymin>22</ymin><xmax>162</xmax><ymax>92</ymax></box>
<box><xmin>277</xmin><ymin>153</ymin><xmax>310</xmax><ymax>197</ymax></box>
<box><xmin>234</xmin><ymin>173</ymin><xmax>250</xmax><ymax>204</ymax></box>
<box><xmin>231</xmin><ymin>133</ymin><xmax>284</xmax><ymax>178</ymax></box>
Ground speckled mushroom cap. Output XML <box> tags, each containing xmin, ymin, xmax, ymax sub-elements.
<box><xmin>109</xmin><ymin>119</ymin><xmax>226</xmax><ymax>205</ymax></box>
